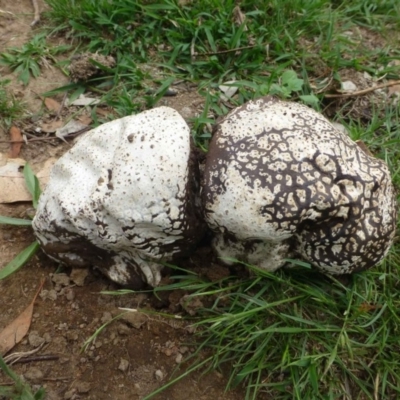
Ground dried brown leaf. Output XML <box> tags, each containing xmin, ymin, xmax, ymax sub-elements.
<box><xmin>41</xmin><ymin>120</ymin><xmax>64</xmax><ymax>133</ymax></box>
<box><xmin>96</xmin><ymin>108</ymin><xmax>112</xmax><ymax>117</ymax></box>
<box><xmin>8</xmin><ymin>126</ymin><xmax>23</xmax><ymax>158</ymax></box>
<box><xmin>44</xmin><ymin>97</ymin><xmax>61</xmax><ymax>112</ymax></box>
<box><xmin>356</xmin><ymin>140</ymin><xmax>373</xmax><ymax>157</ymax></box>
<box><xmin>0</xmin><ymin>280</ymin><xmax>44</xmax><ymax>355</ymax></box>
<box><xmin>387</xmin><ymin>80</ymin><xmax>400</xmax><ymax>96</ymax></box>
<box><xmin>77</xmin><ymin>114</ymin><xmax>93</xmax><ymax>126</ymax></box>
<box><xmin>0</xmin><ymin>155</ymin><xmax>57</xmax><ymax>203</ymax></box>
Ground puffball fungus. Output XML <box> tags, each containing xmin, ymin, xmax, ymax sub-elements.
<box><xmin>33</xmin><ymin>107</ymin><xmax>205</xmax><ymax>288</ymax></box>
<box><xmin>202</xmin><ymin>96</ymin><xmax>397</xmax><ymax>275</ymax></box>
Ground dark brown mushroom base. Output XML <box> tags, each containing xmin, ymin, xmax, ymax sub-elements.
<box><xmin>33</xmin><ymin>107</ymin><xmax>205</xmax><ymax>288</ymax></box>
<box><xmin>202</xmin><ymin>96</ymin><xmax>397</xmax><ymax>275</ymax></box>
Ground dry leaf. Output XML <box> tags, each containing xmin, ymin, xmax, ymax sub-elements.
<box><xmin>44</xmin><ymin>97</ymin><xmax>61</xmax><ymax>112</ymax></box>
<box><xmin>78</xmin><ymin>114</ymin><xmax>93</xmax><ymax>125</ymax></box>
<box><xmin>0</xmin><ymin>156</ymin><xmax>30</xmax><ymax>202</ymax></box>
<box><xmin>96</xmin><ymin>108</ymin><xmax>112</xmax><ymax>117</ymax></box>
<box><xmin>387</xmin><ymin>80</ymin><xmax>400</xmax><ymax>97</ymax></box>
<box><xmin>41</xmin><ymin>120</ymin><xmax>64</xmax><ymax>133</ymax></box>
<box><xmin>69</xmin><ymin>95</ymin><xmax>100</xmax><ymax>106</ymax></box>
<box><xmin>233</xmin><ymin>6</ymin><xmax>247</xmax><ymax>31</ymax></box>
<box><xmin>55</xmin><ymin>120</ymin><xmax>88</xmax><ymax>142</ymax></box>
<box><xmin>219</xmin><ymin>80</ymin><xmax>239</xmax><ymax>99</ymax></box>
<box><xmin>0</xmin><ymin>280</ymin><xmax>44</xmax><ymax>355</ymax></box>
<box><xmin>356</xmin><ymin>140</ymin><xmax>373</xmax><ymax>157</ymax></box>
<box><xmin>0</xmin><ymin>154</ymin><xmax>57</xmax><ymax>203</ymax></box>
<box><xmin>8</xmin><ymin>126</ymin><xmax>23</xmax><ymax>158</ymax></box>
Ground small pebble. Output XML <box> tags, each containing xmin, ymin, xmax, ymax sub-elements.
<box><xmin>63</xmin><ymin>389</ymin><xmax>75</xmax><ymax>400</ymax></box>
<box><xmin>40</xmin><ymin>289</ymin><xmax>58</xmax><ymax>301</ymax></box>
<box><xmin>52</xmin><ymin>273</ymin><xmax>71</xmax><ymax>287</ymax></box>
<box><xmin>75</xmin><ymin>381</ymin><xmax>91</xmax><ymax>394</ymax></box>
<box><xmin>43</xmin><ymin>332</ymin><xmax>52</xmax><ymax>343</ymax></box>
<box><xmin>164</xmin><ymin>348</ymin><xmax>172</xmax><ymax>356</ymax></box>
<box><xmin>117</xmin><ymin>323</ymin><xmax>131</xmax><ymax>336</ymax></box>
<box><xmin>28</xmin><ymin>331</ymin><xmax>45</xmax><ymax>348</ymax></box>
<box><xmin>155</xmin><ymin>369</ymin><xmax>164</xmax><ymax>381</ymax></box>
<box><xmin>175</xmin><ymin>353</ymin><xmax>183</xmax><ymax>364</ymax></box>
<box><xmin>24</xmin><ymin>367</ymin><xmax>44</xmax><ymax>383</ymax></box>
<box><xmin>179</xmin><ymin>106</ymin><xmax>194</xmax><ymax>120</ymax></box>
<box><xmin>101</xmin><ymin>311</ymin><xmax>113</xmax><ymax>324</ymax></box>
<box><xmin>65</xmin><ymin>288</ymin><xmax>75</xmax><ymax>301</ymax></box>
<box><xmin>341</xmin><ymin>80</ymin><xmax>357</xmax><ymax>91</ymax></box>
<box><xmin>118</xmin><ymin>358</ymin><xmax>129</xmax><ymax>372</ymax></box>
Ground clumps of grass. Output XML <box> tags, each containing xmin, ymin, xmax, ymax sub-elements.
<box><xmin>0</xmin><ymin>355</ymin><xmax>45</xmax><ymax>400</ymax></box>
<box><xmin>0</xmin><ymin>33</ymin><xmax>70</xmax><ymax>85</ymax></box>
<box><xmin>146</xmin><ymin>259</ymin><xmax>400</xmax><ymax>400</ymax></box>
<box><xmin>0</xmin><ymin>80</ymin><xmax>25</xmax><ymax>128</ymax></box>
<box><xmin>41</xmin><ymin>0</ymin><xmax>400</xmax><ymax>146</ymax></box>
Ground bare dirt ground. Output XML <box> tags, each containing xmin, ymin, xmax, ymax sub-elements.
<box><xmin>0</xmin><ymin>1</ymin><xmax>248</xmax><ymax>399</ymax></box>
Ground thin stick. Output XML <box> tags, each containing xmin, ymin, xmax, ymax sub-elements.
<box><xmin>0</xmin><ymin>127</ymin><xmax>90</xmax><ymax>144</ymax></box>
<box><xmin>56</xmin><ymin>92</ymin><xmax>68</xmax><ymax>118</ymax></box>
<box><xmin>324</xmin><ymin>80</ymin><xmax>400</xmax><ymax>98</ymax></box>
<box><xmin>0</xmin><ymin>9</ymin><xmax>13</xmax><ymax>16</ymax></box>
<box><xmin>11</xmin><ymin>354</ymin><xmax>59</xmax><ymax>364</ymax></box>
<box><xmin>30</xmin><ymin>0</ymin><xmax>40</xmax><ymax>27</ymax></box>
<box><xmin>43</xmin><ymin>376</ymin><xmax>71</xmax><ymax>381</ymax></box>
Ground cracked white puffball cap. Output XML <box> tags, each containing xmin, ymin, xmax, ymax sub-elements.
<box><xmin>202</xmin><ymin>96</ymin><xmax>397</xmax><ymax>275</ymax></box>
<box><xmin>33</xmin><ymin>106</ymin><xmax>205</xmax><ymax>287</ymax></box>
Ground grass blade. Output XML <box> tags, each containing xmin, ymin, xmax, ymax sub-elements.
<box><xmin>0</xmin><ymin>241</ymin><xmax>40</xmax><ymax>280</ymax></box>
<box><xmin>23</xmin><ymin>163</ymin><xmax>41</xmax><ymax>209</ymax></box>
<box><xmin>0</xmin><ymin>216</ymin><xmax>32</xmax><ymax>226</ymax></box>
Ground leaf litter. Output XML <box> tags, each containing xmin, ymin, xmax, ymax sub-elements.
<box><xmin>0</xmin><ymin>279</ymin><xmax>44</xmax><ymax>355</ymax></box>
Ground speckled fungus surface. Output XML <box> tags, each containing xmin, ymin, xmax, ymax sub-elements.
<box><xmin>202</xmin><ymin>96</ymin><xmax>397</xmax><ymax>275</ymax></box>
<box><xmin>33</xmin><ymin>107</ymin><xmax>205</xmax><ymax>288</ymax></box>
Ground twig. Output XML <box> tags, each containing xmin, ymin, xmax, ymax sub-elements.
<box><xmin>324</xmin><ymin>80</ymin><xmax>400</xmax><ymax>98</ymax></box>
<box><xmin>11</xmin><ymin>354</ymin><xmax>59</xmax><ymax>364</ymax></box>
<box><xmin>56</xmin><ymin>92</ymin><xmax>69</xmax><ymax>118</ymax></box>
<box><xmin>4</xmin><ymin>343</ymin><xmax>45</xmax><ymax>364</ymax></box>
<box><xmin>0</xmin><ymin>127</ymin><xmax>91</xmax><ymax>144</ymax></box>
<box><xmin>0</xmin><ymin>9</ymin><xmax>13</xmax><ymax>16</ymax></box>
<box><xmin>43</xmin><ymin>376</ymin><xmax>71</xmax><ymax>381</ymax></box>
<box><xmin>193</xmin><ymin>44</ymin><xmax>259</xmax><ymax>57</ymax></box>
<box><xmin>30</xmin><ymin>0</ymin><xmax>40</xmax><ymax>27</ymax></box>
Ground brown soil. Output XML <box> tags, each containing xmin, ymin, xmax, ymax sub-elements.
<box><xmin>0</xmin><ymin>1</ymin><xmax>245</xmax><ymax>399</ymax></box>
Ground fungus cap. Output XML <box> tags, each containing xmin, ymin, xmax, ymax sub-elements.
<box><xmin>202</xmin><ymin>96</ymin><xmax>397</xmax><ymax>274</ymax></box>
<box><xmin>33</xmin><ymin>106</ymin><xmax>205</xmax><ymax>287</ymax></box>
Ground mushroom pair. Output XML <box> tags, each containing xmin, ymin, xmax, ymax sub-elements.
<box><xmin>33</xmin><ymin>97</ymin><xmax>397</xmax><ymax>287</ymax></box>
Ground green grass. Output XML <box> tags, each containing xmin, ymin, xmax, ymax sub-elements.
<box><xmin>0</xmin><ymin>354</ymin><xmax>45</xmax><ymax>400</ymax></box>
<box><xmin>1</xmin><ymin>0</ymin><xmax>400</xmax><ymax>398</ymax></box>
<box><xmin>0</xmin><ymin>80</ymin><xmax>25</xmax><ymax>129</ymax></box>
<box><xmin>0</xmin><ymin>33</ymin><xmax>70</xmax><ymax>85</ymax></box>
<box><xmin>41</xmin><ymin>0</ymin><xmax>400</xmax><ymax>143</ymax></box>
<box><xmin>145</xmin><ymin>258</ymin><xmax>400</xmax><ymax>399</ymax></box>
<box><xmin>0</xmin><ymin>164</ymin><xmax>41</xmax><ymax>280</ymax></box>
